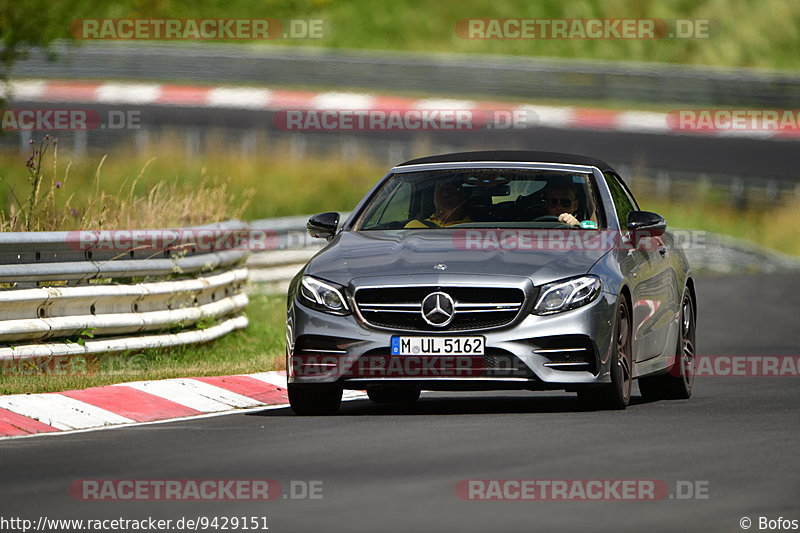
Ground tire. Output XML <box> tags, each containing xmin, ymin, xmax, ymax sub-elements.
<box><xmin>638</xmin><ymin>288</ymin><xmax>696</xmax><ymax>401</ymax></box>
<box><xmin>367</xmin><ymin>387</ymin><xmax>420</xmax><ymax>404</ymax></box>
<box><xmin>288</xmin><ymin>384</ymin><xmax>342</xmax><ymax>415</ymax></box>
<box><xmin>578</xmin><ymin>298</ymin><xmax>632</xmax><ymax>410</ymax></box>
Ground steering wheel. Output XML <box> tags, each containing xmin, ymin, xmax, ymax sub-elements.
<box><xmin>532</xmin><ymin>215</ymin><xmax>561</xmax><ymax>222</ymax></box>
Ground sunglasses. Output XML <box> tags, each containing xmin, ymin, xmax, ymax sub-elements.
<box><xmin>546</xmin><ymin>197</ymin><xmax>575</xmax><ymax>208</ymax></box>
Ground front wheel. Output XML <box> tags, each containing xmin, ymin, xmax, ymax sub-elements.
<box><xmin>288</xmin><ymin>384</ymin><xmax>342</xmax><ymax>415</ymax></box>
<box><xmin>578</xmin><ymin>298</ymin><xmax>632</xmax><ymax>410</ymax></box>
<box><xmin>638</xmin><ymin>288</ymin><xmax>695</xmax><ymax>401</ymax></box>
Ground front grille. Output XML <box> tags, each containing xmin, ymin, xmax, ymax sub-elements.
<box><xmin>355</xmin><ymin>286</ymin><xmax>527</xmax><ymax>332</ymax></box>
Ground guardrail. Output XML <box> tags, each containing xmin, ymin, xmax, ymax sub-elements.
<box><xmin>0</xmin><ymin>220</ymin><xmax>250</xmax><ymax>361</ymax></box>
<box><xmin>11</xmin><ymin>42</ymin><xmax>800</xmax><ymax>107</ymax></box>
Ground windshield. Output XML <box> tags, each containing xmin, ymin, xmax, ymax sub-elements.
<box><xmin>354</xmin><ymin>169</ymin><xmax>605</xmax><ymax>230</ymax></box>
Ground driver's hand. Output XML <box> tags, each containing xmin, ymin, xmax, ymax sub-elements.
<box><xmin>558</xmin><ymin>213</ymin><xmax>580</xmax><ymax>226</ymax></box>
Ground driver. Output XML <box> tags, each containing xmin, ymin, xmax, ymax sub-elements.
<box><xmin>405</xmin><ymin>179</ymin><xmax>472</xmax><ymax>228</ymax></box>
<box><xmin>544</xmin><ymin>184</ymin><xmax>580</xmax><ymax>227</ymax></box>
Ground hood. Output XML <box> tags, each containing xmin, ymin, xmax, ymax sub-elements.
<box><xmin>305</xmin><ymin>230</ymin><xmax>609</xmax><ymax>286</ymax></box>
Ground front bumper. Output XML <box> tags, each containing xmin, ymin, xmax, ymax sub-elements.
<box><xmin>287</xmin><ymin>289</ymin><xmax>618</xmax><ymax>391</ymax></box>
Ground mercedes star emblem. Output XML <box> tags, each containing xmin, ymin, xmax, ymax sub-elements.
<box><xmin>421</xmin><ymin>291</ymin><xmax>455</xmax><ymax>327</ymax></box>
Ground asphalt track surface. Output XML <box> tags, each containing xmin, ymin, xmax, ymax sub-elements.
<box><xmin>0</xmin><ymin>273</ymin><xmax>798</xmax><ymax>532</ymax></box>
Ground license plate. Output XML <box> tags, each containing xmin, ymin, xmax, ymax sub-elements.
<box><xmin>391</xmin><ymin>336</ymin><xmax>485</xmax><ymax>355</ymax></box>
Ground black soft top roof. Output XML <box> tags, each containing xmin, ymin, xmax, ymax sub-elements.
<box><xmin>397</xmin><ymin>150</ymin><xmax>616</xmax><ymax>173</ymax></box>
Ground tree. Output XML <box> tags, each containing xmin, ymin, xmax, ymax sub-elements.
<box><xmin>0</xmin><ymin>0</ymin><xmax>110</xmax><ymax>103</ymax></box>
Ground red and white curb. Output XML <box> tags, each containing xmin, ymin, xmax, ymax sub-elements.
<box><xmin>4</xmin><ymin>79</ymin><xmax>798</xmax><ymax>141</ymax></box>
<box><xmin>0</xmin><ymin>372</ymin><xmax>364</xmax><ymax>440</ymax></box>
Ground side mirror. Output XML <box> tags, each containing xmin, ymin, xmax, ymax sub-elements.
<box><xmin>307</xmin><ymin>212</ymin><xmax>340</xmax><ymax>240</ymax></box>
<box><xmin>627</xmin><ymin>211</ymin><xmax>666</xmax><ymax>235</ymax></box>
<box><xmin>626</xmin><ymin>211</ymin><xmax>666</xmax><ymax>248</ymax></box>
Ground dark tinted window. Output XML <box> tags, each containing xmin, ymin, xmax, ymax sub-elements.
<box><xmin>354</xmin><ymin>169</ymin><xmax>605</xmax><ymax>230</ymax></box>
<box><xmin>604</xmin><ymin>172</ymin><xmax>637</xmax><ymax>227</ymax></box>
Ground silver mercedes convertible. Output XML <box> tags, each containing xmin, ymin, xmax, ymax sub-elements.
<box><xmin>285</xmin><ymin>151</ymin><xmax>696</xmax><ymax>414</ymax></box>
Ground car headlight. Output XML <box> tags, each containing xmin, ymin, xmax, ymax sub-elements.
<box><xmin>533</xmin><ymin>275</ymin><xmax>601</xmax><ymax>315</ymax></box>
<box><xmin>299</xmin><ymin>276</ymin><xmax>350</xmax><ymax>315</ymax></box>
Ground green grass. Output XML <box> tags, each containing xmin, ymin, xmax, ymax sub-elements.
<box><xmin>0</xmin><ymin>138</ymin><xmax>379</xmax><ymax>228</ymax></box>
<box><xmin>0</xmin><ymin>137</ymin><xmax>252</xmax><ymax>231</ymax></box>
<box><xmin>78</xmin><ymin>0</ymin><xmax>800</xmax><ymax>70</ymax></box>
<box><xmin>0</xmin><ymin>293</ymin><xmax>286</xmax><ymax>395</ymax></box>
